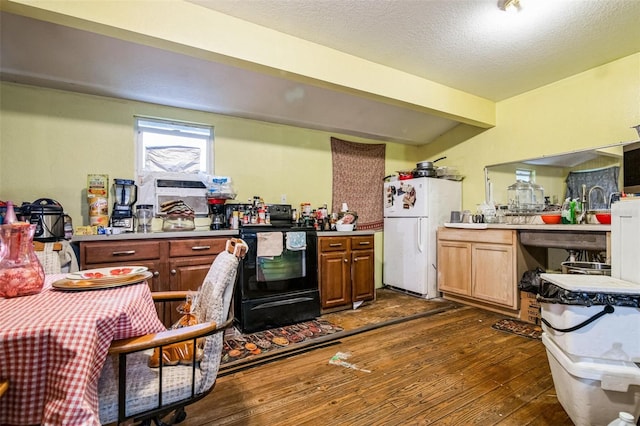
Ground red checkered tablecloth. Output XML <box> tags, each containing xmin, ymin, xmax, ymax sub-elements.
<box><xmin>0</xmin><ymin>274</ymin><xmax>166</xmax><ymax>426</ymax></box>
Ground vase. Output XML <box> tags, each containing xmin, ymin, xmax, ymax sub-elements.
<box><xmin>0</xmin><ymin>222</ymin><xmax>45</xmax><ymax>298</ymax></box>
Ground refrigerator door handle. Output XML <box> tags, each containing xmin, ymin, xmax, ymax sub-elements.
<box><xmin>417</xmin><ymin>217</ymin><xmax>424</xmax><ymax>253</ymax></box>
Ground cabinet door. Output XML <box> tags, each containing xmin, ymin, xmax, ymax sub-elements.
<box><xmin>351</xmin><ymin>248</ymin><xmax>374</xmax><ymax>302</ymax></box>
<box><xmin>437</xmin><ymin>241</ymin><xmax>471</xmax><ymax>296</ymax></box>
<box><xmin>166</xmin><ymin>255</ymin><xmax>218</xmax><ymax>325</ymax></box>
<box><xmin>319</xmin><ymin>251</ymin><xmax>351</xmax><ymax>309</ymax></box>
<box><xmin>472</xmin><ymin>243</ymin><xmax>515</xmax><ymax>308</ymax></box>
<box><xmin>169</xmin><ymin>255</ymin><xmax>219</xmax><ymax>292</ymax></box>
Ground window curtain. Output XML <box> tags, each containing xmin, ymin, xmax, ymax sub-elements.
<box><xmin>331</xmin><ymin>137</ymin><xmax>385</xmax><ymax>230</ymax></box>
<box><xmin>564</xmin><ymin>166</ymin><xmax>620</xmax><ymax>210</ymax></box>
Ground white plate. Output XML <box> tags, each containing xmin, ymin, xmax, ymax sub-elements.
<box><xmin>67</xmin><ymin>266</ymin><xmax>148</xmax><ymax>281</ymax></box>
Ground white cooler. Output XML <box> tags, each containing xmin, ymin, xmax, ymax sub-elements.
<box><xmin>539</xmin><ymin>274</ymin><xmax>640</xmax><ymax>362</ymax></box>
<box><xmin>538</xmin><ymin>273</ymin><xmax>640</xmax><ymax>425</ymax></box>
<box><xmin>542</xmin><ymin>333</ymin><xmax>640</xmax><ymax>426</ymax></box>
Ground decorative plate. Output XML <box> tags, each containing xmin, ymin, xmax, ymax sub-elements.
<box><xmin>66</xmin><ymin>266</ymin><xmax>148</xmax><ymax>281</ymax></box>
<box><xmin>53</xmin><ymin>271</ymin><xmax>152</xmax><ymax>291</ymax></box>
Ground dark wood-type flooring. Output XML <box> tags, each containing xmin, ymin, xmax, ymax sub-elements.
<box><xmin>182</xmin><ymin>289</ymin><xmax>573</xmax><ymax>425</ymax></box>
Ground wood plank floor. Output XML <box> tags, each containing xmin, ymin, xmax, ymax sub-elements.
<box><xmin>181</xmin><ymin>297</ymin><xmax>573</xmax><ymax>426</ymax></box>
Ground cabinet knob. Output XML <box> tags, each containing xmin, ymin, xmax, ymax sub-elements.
<box><xmin>344</xmin><ymin>258</ymin><xmax>348</xmax><ymax>263</ymax></box>
<box><xmin>153</xmin><ymin>271</ymin><xmax>160</xmax><ymax>277</ymax></box>
<box><xmin>171</xmin><ymin>269</ymin><xmax>177</xmax><ymax>275</ymax></box>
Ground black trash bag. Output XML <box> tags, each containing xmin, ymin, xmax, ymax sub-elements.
<box><xmin>518</xmin><ymin>267</ymin><xmax>545</xmax><ymax>293</ymax></box>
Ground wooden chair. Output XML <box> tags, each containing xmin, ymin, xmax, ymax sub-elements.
<box><xmin>0</xmin><ymin>380</ymin><xmax>8</xmax><ymax>399</ymax></box>
<box><xmin>98</xmin><ymin>238</ymin><xmax>247</xmax><ymax>426</ymax></box>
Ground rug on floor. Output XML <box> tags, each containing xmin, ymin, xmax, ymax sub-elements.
<box><xmin>491</xmin><ymin>318</ymin><xmax>542</xmax><ymax>340</ymax></box>
<box><xmin>221</xmin><ymin>319</ymin><xmax>343</xmax><ymax>365</ymax></box>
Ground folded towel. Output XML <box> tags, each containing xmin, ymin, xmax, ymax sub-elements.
<box><xmin>257</xmin><ymin>232</ymin><xmax>283</xmax><ymax>257</ymax></box>
<box><xmin>286</xmin><ymin>231</ymin><xmax>307</xmax><ymax>251</ymax></box>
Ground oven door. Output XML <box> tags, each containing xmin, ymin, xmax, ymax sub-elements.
<box><xmin>238</xmin><ymin>228</ymin><xmax>317</xmax><ymax>299</ymax></box>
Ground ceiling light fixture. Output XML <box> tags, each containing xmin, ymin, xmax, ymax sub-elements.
<box><xmin>499</xmin><ymin>0</ymin><xmax>522</xmax><ymax>12</ymax></box>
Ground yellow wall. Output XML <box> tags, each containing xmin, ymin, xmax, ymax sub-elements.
<box><xmin>420</xmin><ymin>53</ymin><xmax>640</xmax><ymax>210</ymax></box>
<box><xmin>1</xmin><ymin>54</ymin><xmax>639</xmax><ymax>290</ymax></box>
<box><xmin>0</xmin><ymin>81</ymin><xmax>421</xmax><ymax>288</ymax></box>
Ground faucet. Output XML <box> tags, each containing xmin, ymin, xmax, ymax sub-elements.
<box><xmin>587</xmin><ymin>185</ymin><xmax>606</xmax><ymax>212</ymax></box>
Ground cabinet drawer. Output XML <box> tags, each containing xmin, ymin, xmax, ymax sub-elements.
<box><xmin>319</xmin><ymin>237</ymin><xmax>349</xmax><ymax>252</ymax></box>
<box><xmin>83</xmin><ymin>241</ymin><xmax>162</xmax><ymax>264</ymax></box>
<box><xmin>169</xmin><ymin>238</ymin><xmax>227</xmax><ymax>257</ymax></box>
<box><xmin>351</xmin><ymin>236</ymin><xmax>374</xmax><ymax>251</ymax></box>
<box><xmin>438</xmin><ymin>228</ymin><xmax>514</xmax><ymax>245</ymax></box>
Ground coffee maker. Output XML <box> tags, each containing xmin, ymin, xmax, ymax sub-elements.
<box><xmin>110</xmin><ymin>178</ymin><xmax>137</xmax><ymax>232</ymax></box>
<box><xmin>208</xmin><ymin>198</ymin><xmax>227</xmax><ymax>230</ymax></box>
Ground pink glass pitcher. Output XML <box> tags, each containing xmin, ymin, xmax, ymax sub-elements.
<box><xmin>0</xmin><ymin>222</ymin><xmax>45</xmax><ymax>298</ymax></box>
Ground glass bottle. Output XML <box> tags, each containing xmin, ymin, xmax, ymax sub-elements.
<box><xmin>0</xmin><ymin>222</ymin><xmax>45</xmax><ymax>298</ymax></box>
<box><xmin>4</xmin><ymin>201</ymin><xmax>17</xmax><ymax>224</ymax></box>
<box><xmin>607</xmin><ymin>412</ymin><xmax>636</xmax><ymax>426</ymax></box>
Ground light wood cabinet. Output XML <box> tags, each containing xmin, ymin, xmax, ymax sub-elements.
<box><xmin>437</xmin><ymin>227</ymin><xmax>545</xmax><ymax>317</ymax></box>
<box><xmin>318</xmin><ymin>235</ymin><xmax>375</xmax><ymax>312</ymax></box>
<box><xmin>79</xmin><ymin>236</ymin><xmax>227</xmax><ymax>323</ymax></box>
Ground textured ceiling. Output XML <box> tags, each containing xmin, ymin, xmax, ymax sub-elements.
<box><xmin>190</xmin><ymin>0</ymin><xmax>640</xmax><ymax>101</ymax></box>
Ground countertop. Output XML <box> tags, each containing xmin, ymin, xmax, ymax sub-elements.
<box><xmin>72</xmin><ymin>228</ymin><xmax>376</xmax><ymax>242</ymax></box>
<box><xmin>316</xmin><ymin>230</ymin><xmax>377</xmax><ymax>236</ymax></box>
<box><xmin>72</xmin><ymin>229</ymin><xmax>238</xmax><ymax>242</ymax></box>
<box><xmin>443</xmin><ymin>223</ymin><xmax>610</xmax><ymax>232</ymax></box>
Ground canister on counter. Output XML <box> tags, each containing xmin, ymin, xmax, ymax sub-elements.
<box><xmin>88</xmin><ymin>194</ymin><xmax>109</xmax><ymax>226</ymax></box>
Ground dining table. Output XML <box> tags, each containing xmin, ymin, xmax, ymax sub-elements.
<box><xmin>0</xmin><ymin>273</ymin><xmax>166</xmax><ymax>426</ymax></box>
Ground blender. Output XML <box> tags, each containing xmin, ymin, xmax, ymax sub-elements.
<box><xmin>110</xmin><ymin>178</ymin><xmax>137</xmax><ymax>232</ymax></box>
<box><xmin>208</xmin><ymin>198</ymin><xmax>227</xmax><ymax>230</ymax></box>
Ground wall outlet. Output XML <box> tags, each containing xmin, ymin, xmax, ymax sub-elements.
<box><xmin>281</xmin><ymin>194</ymin><xmax>287</xmax><ymax>203</ymax></box>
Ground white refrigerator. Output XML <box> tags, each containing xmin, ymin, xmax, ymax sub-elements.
<box><xmin>383</xmin><ymin>177</ymin><xmax>462</xmax><ymax>298</ymax></box>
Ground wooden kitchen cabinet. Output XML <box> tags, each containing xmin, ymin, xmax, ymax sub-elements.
<box><xmin>318</xmin><ymin>235</ymin><xmax>375</xmax><ymax>312</ymax></box>
<box><xmin>437</xmin><ymin>227</ymin><xmax>544</xmax><ymax>317</ymax></box>
<box><xmin>79</xmin><ymin>236</ymin><xmax>228</xmax><ymax>324</ymax></box>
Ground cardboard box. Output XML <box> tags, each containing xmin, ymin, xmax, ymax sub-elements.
<box><xmin>87</xmin><ymin>174</ymin><xmax>109</xmax><ymax>198</ymax></box>
<box><xmin>519</xmin><ymin>291</ymin><xmax>541</xmax><ymax>325</ymax></box>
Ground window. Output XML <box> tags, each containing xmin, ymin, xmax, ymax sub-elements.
<box><xmin>135</xmin><ymin>117</ymin><xmax>213</xmax><ymax>175</ymax></box>
<box><xmin>515</xmin><ymin>168</ymin><xmax>533</xmax><ymax>183</ymax></box>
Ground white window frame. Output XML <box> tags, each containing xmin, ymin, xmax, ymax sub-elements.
<box><xmin>516</xmin><ymin>168</ymin><xmax>533</xmax><ymax>183</ymax></box>
<box><xmin>135</xmin><ymin>117</ymin><xmax>214</xmax><ymax>176</ymax></box>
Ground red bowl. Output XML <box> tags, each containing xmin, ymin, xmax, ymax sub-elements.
<box><xmin>540</xmin><ymin>214</ymin><xmax>562</xmax><ymax>224</ymax></box>
<box><xmin>595</xmin><ymin>213</ymin><xmax>611</xmax><ymax>224</ymax></box>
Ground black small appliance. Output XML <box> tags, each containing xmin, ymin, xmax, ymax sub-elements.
<box><xmin>110</xmin><ymin>178</ymin><xmax>137</xmax><ymax>232</ymax></box>
<box><xmin>208</xmin><ymin>198</ymin><xmax>227</xmax><ymax>230</ymax></box>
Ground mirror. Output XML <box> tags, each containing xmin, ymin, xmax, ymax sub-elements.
<box><xmin>484</xmin><ymin>141</ymin><xmax>632</xmax><ymax>208</ymax></box>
